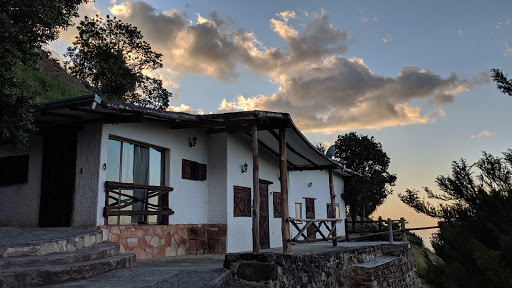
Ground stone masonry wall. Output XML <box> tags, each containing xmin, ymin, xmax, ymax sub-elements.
<box><xmin>100</xmin><ymin>224</ymin><xmax>226</xmax><ymax>259</ymax></box>
<box><xmin>224</xmin><ymin>243</ymin><xmax>421</xmax><ymax>288</ymax></box>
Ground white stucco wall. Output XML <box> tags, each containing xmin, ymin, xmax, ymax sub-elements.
<box><xmin>225</xmin><ymin>134</ymin><xmax>281</xmax><ymax>253</ymax></box>
<box><xmin>289</xmin><ymin>170</ymin><xmax>346</xmax><ymax>238</ymax></box>
<box><xmin>0</xmin><ymin>137</ymin><xmax>43</xmax><ymax>226</ymax></box>
<box><xmin>73</xmin><ymin>123</ymin><xmax>103</xmax><ymax>226</ymax></box>
<box><xmin>97</xmin><ymin>123</ymin><xmax>210</xmax><ymax>226</ymax></box>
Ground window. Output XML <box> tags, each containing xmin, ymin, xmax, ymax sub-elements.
<box><xmin>326</xmin><ymin>203</ymin><xmax>340</xmax><ymax>219</ymax></box>
<box><xmin>234</xmin><ymin>186</ymin><xmax>251</xmax><ymax>217</ymax></box>
<box><xmin>0</xmin><ymin>155</ymin><xmax>29</xmax><ymax>186</ymax></box>
<box><xmin>106</xmin><ymin>137</ymin><xmax>165</xmax><ymax>225</ymax></box>
<box><xmin>295</xmin><ymin>203</ymin><xmax>302</xmax><ymax>219</ymax></box>
<box><xmin>182</xmin><ymin>159</ymin><xmax>207</xmax><ymax>181</ymax></box>
<box><xmin>273</xmin><ymin>192</ymin><xmax>282</xmax><ymax>218</ymax></box>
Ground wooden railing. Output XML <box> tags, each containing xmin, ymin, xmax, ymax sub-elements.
<box><xmin>288</xmin><ymin>217</ymin><xmax>342</xmax><ymax>243</ymax></box>
<box><xmin>343</xmin><ymin>217</ymin><xmax>439</xmax><ymax>243</ymax></box>
<box><xmin>104</xmin><ymin>181</ymin><xmax>174</xmax><ymax>225</ymax></box>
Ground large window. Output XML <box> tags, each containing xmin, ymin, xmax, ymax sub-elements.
<box><xmin>106</xmin><ymin>136</ymin><xmax>165</xmax><ymax>225</ymax></box>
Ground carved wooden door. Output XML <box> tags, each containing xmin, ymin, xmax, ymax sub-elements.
<box><xmin>259</xmin><ymin>182</ymin><xmax>270</xmax><ymax>249</ymax></box>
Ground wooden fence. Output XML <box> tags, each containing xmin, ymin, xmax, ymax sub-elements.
<box><xmin>289</xmin><ymin>218</ymin><xmax>342</xmax><ymax>243</ymax></box>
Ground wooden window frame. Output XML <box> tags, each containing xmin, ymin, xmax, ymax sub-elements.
<box><xmin>233</xmin><ymin>185</ymin><xmax>251</xmax><ymax>217</ymax></box>
<box><xmin>326</xmin><ymin>203</ymin><xmax>340</xmax><ymax>219</ymax></box>
<box><xmin>0</xmin><ymin>155</ymin><xmax>29</xmax><ymax>186</ymax></box>
<box><xmin>182</xmin><ymin>159</ymin><xmax>207</xmax><ymax>181</ymax></box>
<box><xmin>106</xmin><ymin>136</ymin><xmax>167</xmax><ymax>225</ymax></box>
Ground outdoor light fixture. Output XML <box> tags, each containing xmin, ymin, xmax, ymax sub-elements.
<box><xmin>308</xmin><ymin>182</ymin><xmax>313</xmax><ymax>187</ymax></box>
<box><xmin>189</xmin><ymin>136</ymin><xmax>197</xmax><ymax>147</ymax></box>
<box><xmin>242</xmin><ymin>162</ymin><xmax>248</xmax><ymax>173</ymax></box>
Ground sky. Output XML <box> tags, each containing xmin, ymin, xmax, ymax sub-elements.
<box><xmin>49</xmin><ymin>0</ymin><xmax>512</xmax><ymax>246</ymax></box>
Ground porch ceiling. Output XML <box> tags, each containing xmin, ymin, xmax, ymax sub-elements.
<box><xmin>33</xmin><ymin>94</ymin><xmax>356</xmax><ymax>176</ymax></box>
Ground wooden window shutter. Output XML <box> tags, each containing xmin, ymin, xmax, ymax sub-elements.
<box><xmin>234</xmin><ymin>186</ymin><xmax>251</xmax><ymax>217</ymax></box>
<box><xmin>199</xmin><ymin>163</ymin><xmax>207</xmax><ymax>180</ymax></box>
<box><xmin>190</xmin><ymin>161</ymin><xmax>199</xmax><ymax>179</ymax></box>
<box><xmin>182</xmin><ymin>159</ymin><xmax>191</xmax><ymax>179</ymax></box>
<box><xmin>273</xmin><ymin>192</ymin><xmax>282</xmax><ymax>218</ymax></box>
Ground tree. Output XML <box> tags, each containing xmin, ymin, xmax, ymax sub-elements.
<box><xmin>66</xmin><ymin>15</ymin><xmax>171</xmax><ymax>110</ymax></box>
<box><xmin>491</xmin><ymin>69</ymin><xmax>512</xmax><ymax>96</ymax></box>
<box><xmin>334</xmin><ymin>132</ymin><xmax>396</xmax><ymax>220</ymax></box>
<box><xmin>399</xmin><ymin>151</ymin><xmax>512</xmax><ymax>287</ymax></box>
<box><xmin>0</xmin><ymin>0</ymin><xmax>86</xmax><ymax>149</ymax></box>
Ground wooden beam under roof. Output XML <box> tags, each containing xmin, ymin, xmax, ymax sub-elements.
<box><xmin>267</xmin><ymin>129</ymin><xmax>319</xmax><ymax>168</ymax></box>
<box><xmin>242</xmin><ymin>132</ymin><xmax>298</xmax><ymax>169</ymax></box>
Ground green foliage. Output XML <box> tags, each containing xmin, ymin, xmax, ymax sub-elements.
<box><xmin>334</xmin><ymin>132</ymin><xmax>397</xmax><ymax>219</ymax></box>
<box><xmin>399</xmin><ymin>150</ymin><xmax>512</xmax><ymax>288</ymax></box>
<box><xmin>66</xmin><ymin>15</ymin><xmax>171</xmax><ymax>110</ymax></box>
<box><xmin>491</xmin><ymin>69</ymin><xmax>512</xmax><ymax>96</ymax></box>
<box><xmin>0</xmin><ymin>0</ymin><xmax>86</xmax><ymax>149</ymax></box>
<box><xmin>13</xmin><ymin>62</ymin><xmax>84</xmax><ymax>103</ymax></box>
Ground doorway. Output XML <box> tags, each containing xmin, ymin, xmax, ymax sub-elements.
<box><xmin>39</xmin><ymin>129</ymin><xmax>77</xmax><ymax>227</ymax></box>
<box><xmin>305</xmin><ymin>198</ymin><xmax>316</xmax><ymax>239</ymax></box>
<box><xmin>259</xmin><ymin>181</ymin><xmax>270</xmax><ymax>249</ymax></box>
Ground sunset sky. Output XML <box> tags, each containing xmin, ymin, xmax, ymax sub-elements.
<box><xmin>50</xmin><ymin>0</ymin><xmax>512</xmax><ymax>244</ymax></box>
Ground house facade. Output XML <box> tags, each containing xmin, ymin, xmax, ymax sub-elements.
<box><xmin>0</xmin><ymin>95</ymin><xmax>355</xmax><ymax>258</ymax></box>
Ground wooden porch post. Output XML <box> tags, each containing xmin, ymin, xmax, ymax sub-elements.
<box><xmin>329</xmin><ymin>169</ymin><xmax>338</xmax><ymax>246</ymax></box>
<box><xmin>280</xmin><ymin>128</ymin><xmax>291</xmax><ymax>253</ymax></box>
<box><xmin>252</xmin><ymin>125</ymin><xmax>260</xmax><ymax>252</ymax></box>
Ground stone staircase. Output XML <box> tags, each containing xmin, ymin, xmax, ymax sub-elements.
<box><xmin>0</xmin><ymin>229</ymin><xmax>135</xmax><ymax>287</ymax></box>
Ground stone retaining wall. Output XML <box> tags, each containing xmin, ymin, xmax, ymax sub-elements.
<box><xmin>100</xmin><ymin>224</ymin><xmax>226</xmax><ymax>259</ymax></box>
<box><xmin>224</xmin><ymin>243</ymin><xmax>421</xmax><ymax>287</ymax></box>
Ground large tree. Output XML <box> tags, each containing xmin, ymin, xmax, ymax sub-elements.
<box><xmin>399</xmin><ymin>151</ymin><xmax>512</xmax><ymax>287</ymax></box>
<box><xmin>334</xmin><ymin>132</ymin><xmax>396</xmax><ymax>220</ymax></box>
<box><xmin>66</xmin><ymin>15</ymin><xmax>171</xmax><ymax>110</ymax></box>
<box><xmin>0</xmin><ymin>0</ymin><xmax>86</xmax><ymax>149</ymax></box>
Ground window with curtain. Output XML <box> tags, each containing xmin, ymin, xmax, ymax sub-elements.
<box><xmin>106</xmin><ymin>137</ymin><xmax>164</xmax><ymax>225</ymax></box>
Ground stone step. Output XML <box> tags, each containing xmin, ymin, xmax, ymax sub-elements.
<box><xmin>0</xmin><ymin>242</ymin><xmax>120</xmax><ymax>269</ymax></box>
<box><xmin>352</xmin><ymin>255</ymin><xmax>398</xmax><ymax>268</ymax></box>
<box><xmin>0</xmin><ymin>230</ymin><xmax>103</xmax><ymax>258</ymax></box>
<box><xmin>0</xmin><ymin>253</ymin><xmax>136</xmax><ymax>287</ymax></box>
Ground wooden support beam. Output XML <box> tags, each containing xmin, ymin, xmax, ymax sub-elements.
<box><xmin>280</xmin><ymin>128</ymin><xmax>291</xmax><ymax>252</ymax></box>
<box><xmin>241</xmin><ymin>132</ymin><xmax>298</xmax><ymax>169</ymax></box>
<box><xmin>329</xmin><ymin>169</ymin><xmax>338</xmax><ymax>247</ymax></box>
<box><xmin>268</xmin><ymin>129</ymin><xmax>318</xmax><ymax>168</ymax></box>
<box><xmin>252</xmin><ymin>125</ymin><xmax>260</xmax><ymax>252</ymax></box>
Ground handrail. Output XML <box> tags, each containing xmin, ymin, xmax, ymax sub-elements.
<box><xmin>104</xmin><ymin>181</ymin><xmax>174</xmax><ymax>225</ymax></box>
<box><xmin>288</xmin><ymin>217</ymin><xmax>342</xmax><ymax>243</ymax></box>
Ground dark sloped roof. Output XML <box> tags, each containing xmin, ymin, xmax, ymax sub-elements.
<box><xmin>33</xmin><ymin>95</ymin><xmax>357</xmax><ymax>176</ymax></box>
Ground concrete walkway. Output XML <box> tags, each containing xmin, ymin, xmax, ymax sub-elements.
<box><xmin>43</xmin><ymin>255</ymin><xmax>229</xmax><ymax>288</ymax></box>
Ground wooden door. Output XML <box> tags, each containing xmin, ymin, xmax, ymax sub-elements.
<box><xmin>305</xmin><ymin>198</ymin><xmax>316</xmax><ymax>239</ymax></box>
<box><xmin>39</xmin><ymin>129</ymin><xmax>77</xmax><ymax>227</ymax></box>
<box><xmin>259</xmin><ymin>181</ymin><xmax>270</xmax><ymax>249</ymax></box>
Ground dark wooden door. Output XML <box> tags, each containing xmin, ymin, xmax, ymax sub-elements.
<box><xmin>305</xmin><ymin>198</ymin><xmax>316</xmax><ymax>239</ymax></box>
<box><xmin>39</xmin><ymin>129</ymin><xmax>77</xmax><ymax>227</ymax></box>
<box><xmin>259</xmin><ymin>182</ymin><xmax>270</xmax><ymax>249</ymax></box>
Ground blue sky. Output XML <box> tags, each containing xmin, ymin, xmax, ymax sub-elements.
<box><xmin>51</xmin><ymin>0</ymin><xmax>512</xmax><ymax>244</ymax></box>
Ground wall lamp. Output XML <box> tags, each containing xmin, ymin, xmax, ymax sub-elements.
<box><xmin>308</xmin><ymin>182</ymin><xmax>313</xmax><ymax>187</ymax></box>
<box><xmin>189</xmin><ymin>136</ymin><xmax>198</xmax><ymax>147</ymax></box>
<box><xmin>241</xmin><ymin>162</ymin><xmax>248</xmax><ymax>173</ymax></box>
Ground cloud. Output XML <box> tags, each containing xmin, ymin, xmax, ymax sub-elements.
<box><xmin>219</xmin><ymin>55</ymin><xmax>475</xmax><ymax>132</ymax></box>
<box><xmin>359</xmin><ymin>9</ymin><xmax>378</xmax><ymax>23</ymax></box>
<box><xmin>167</xmin><ymin>104</ymin><xmax>204</xmax><ymax>114</ymax></box>
<box><xmin>471</xmin><ymin>130</ymin><xmax>493</xmax><ymax>138</ymax></box>
<box><xmin>457</xmin><ymin>29</ymin><xmax>463</xmax><ymax>37</ymax></box>
<box><xmin>54</xmin><ymin>2</ymin><xmax>480</xmax><ymax>133</ymax></box>
<box><xmin>505</xmin><ymin>43</ymin><xmax>512</xmax><ymax>56</ymax></box>
<box><xmin>382</xmin><ymin>34</ymin><xmax>392</xmax><ymax>44</ymax></box>
<box><xmin>497</xmin><ymin>17</ymin><xmax>511</xmax><ymax>29</ymax></box>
